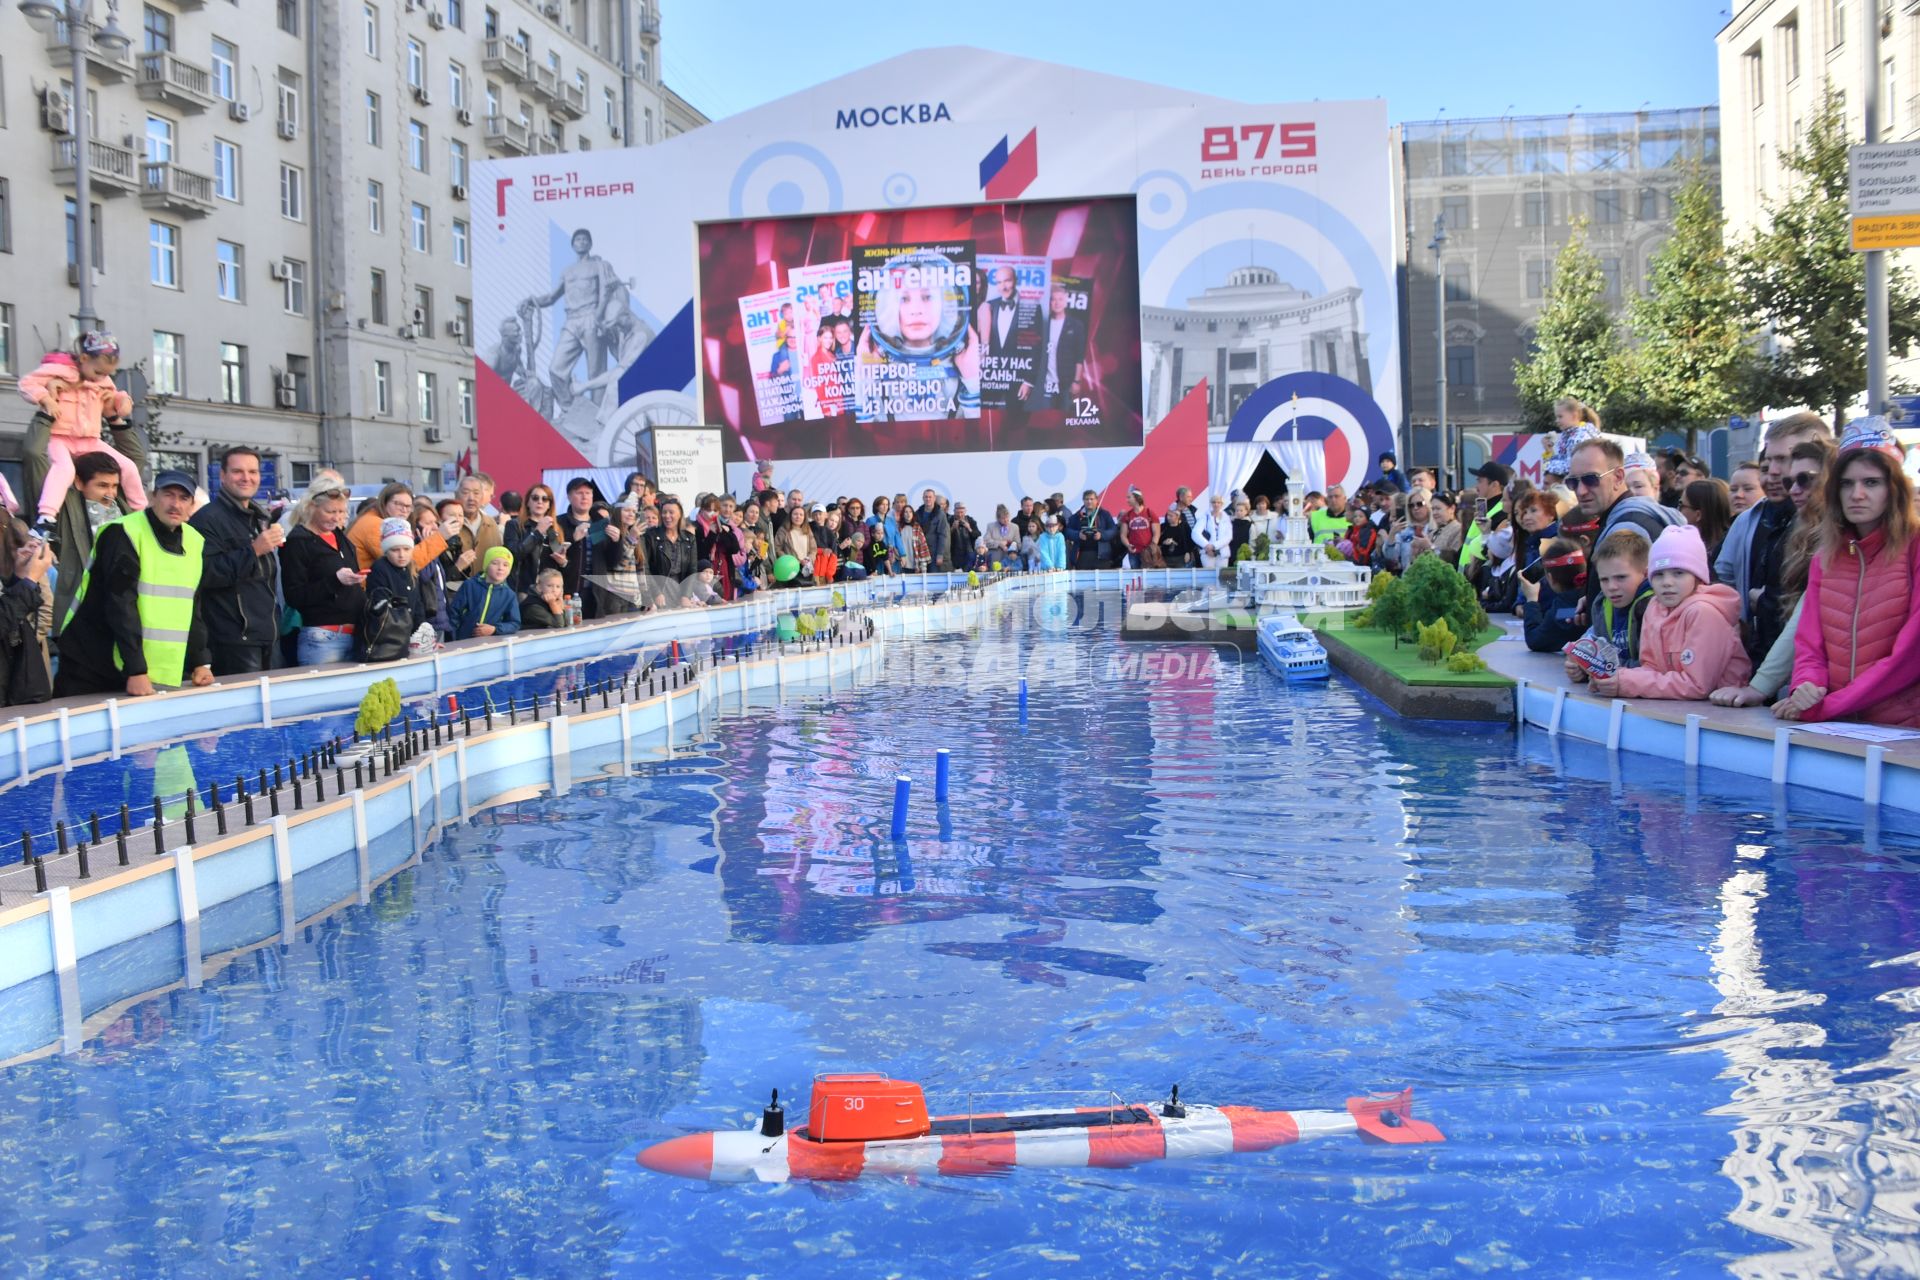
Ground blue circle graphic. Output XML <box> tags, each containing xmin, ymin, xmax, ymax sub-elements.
<box><xmin>882</xmin><ymin>172</ymin><xmax>918</xmax><ymax>207</ymax></box>
<box><xmin>1226</xmin><ymin>371</ymin><xmax>1396</xmax><ymax>475</ymax></box>
<box><xmin>766</xmin><ymin>181</ymin><xmax>804</xmax><ymax>215</ymax></box>
<box><xmin>728</xmin><ymin>141</ymin><xmax>844</xmax><ymax>217</ymax></box>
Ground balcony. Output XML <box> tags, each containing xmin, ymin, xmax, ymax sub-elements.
<box><xmin>529</xmin><ymin>63</ymin><xmax>560</xmax><ymax>104</ymax></box>
<box><xmin>49</xmin><ymin>136</ymin><xmax>141</xmax><ymax>197</ymax></box>
<box><xmin>533</xmin><ymin>134</ymin><xmax>561</xmax><ymax>156</ymax></box>
<box><xmin>481</xmin><ymin>38</ymin><xmax>531</xmax><ymax>86</ymax></box>
<box><xmin>483</xmin><ymin>114</ymin><xmax>530</xmax><ymax>155</ymax></box>
<box><xmin>551</xmin><ymin>79</ymin><xmax>586</xmax><ymax>119</ymax></box>
<box><xmin>45</xmin><ymin>19</ymin><xmax>134</xmax><ymax>83</ymax></box>
<box><xmin>638</xmin><ymin>10</ymin><xmax>660</xmax><ymax>36</ymax></box>
<box><xmin>140</xmin><ymin>161</ymin><xmax>216</xmax><ymax>218</ymax></box>
<box><xmin>136</xmin><ymin>51</ymin><xmax>215</xmax><ymax>114</ymax></box>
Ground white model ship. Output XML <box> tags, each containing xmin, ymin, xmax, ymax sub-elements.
<box><xmin>1233</xmin><ymin>496</ymin><xmax>1372</xmax><ymax>611</ymax></box>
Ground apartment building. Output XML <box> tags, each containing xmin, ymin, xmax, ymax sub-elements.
<box><xmin>0</xmin><ymin>0</ymin><xmax>705</xmax><ymax>497</ymax></box>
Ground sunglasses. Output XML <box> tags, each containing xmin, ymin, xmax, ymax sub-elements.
<box><xmin>1570</xmin><ymin>467</ymin><xmax>1622</xmax><ymax>491</ymax></box>
<box><xmin>1788</xmin><ymin>471</ymin><xmax>1821</xmax><ymax>491</ymax></box>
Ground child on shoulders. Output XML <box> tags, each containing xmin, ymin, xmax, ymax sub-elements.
<box><xmin>18</xmin><ymin>333</ymin><xmax>143</xmax><ymax>539</ymax></box>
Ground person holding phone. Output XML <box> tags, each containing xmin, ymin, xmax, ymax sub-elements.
<box><xmin>280</xmin><ymin>482</ymin><xmax>367</xmax><ymax>666</ymax></box>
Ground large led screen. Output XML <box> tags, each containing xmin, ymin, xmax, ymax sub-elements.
<box><xmin>697</xmin><ymin>196</ymin><xmax>1142</xmax><ymax>462</ymax></box>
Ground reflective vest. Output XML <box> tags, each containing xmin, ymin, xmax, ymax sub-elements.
<box><xmin>64</xmin><ymin>512</ymin><xmax>204</xmax><ymax>688</ymax></box>
<box><xmin>1308</xmin><ymin>507</ymin><xmax>1347</xmax><ymax>545</ymax></box>
<box><xmin>1462</xmin><ymin>499</ymin><xmax>1505</xmax><ymax>565</ymax></box>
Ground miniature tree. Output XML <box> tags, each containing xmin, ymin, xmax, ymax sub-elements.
<box><xmin>354</xmin><ymin>677</ymin><xmax>402</xmax><ymax>739</ymax></box>
<box><xmin>1416</xmin><ymin>618</ymin><xmax>1459</xmax><ymax>665</ymax></box>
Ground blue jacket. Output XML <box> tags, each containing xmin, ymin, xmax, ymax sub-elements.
<box><xmin>1379</xmin><ymin>467</ymin><xmax>1410</xmax><ymax>494</ymax></box>
<box><xmin>448</xmin><ymin>575</ymin><xmax>522</xmax><ymax>640</ymax></box>
<box><xmin>1523</xmin><ymin>584</ymin><xmax>1586</xmax><ymax>653</ymax></box>
<box><xmin>1713</xmin><ymin>502</ymin><xmax>1760</xmax><ymax>619</ymax></box>
<box><xmin>1037</xmin><ymin>531</ymin><xmax>1067</xmax><ymax>569</ymax></box>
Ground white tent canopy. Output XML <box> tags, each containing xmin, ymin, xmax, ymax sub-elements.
<box><xmin>1206</xmin><ymin>439</ymin><xmax>1325</xmax><ymax>503</ymax></box>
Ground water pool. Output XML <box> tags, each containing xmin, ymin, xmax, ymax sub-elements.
<box><xmin>2</xmin><ymin>592</ymin><xmax>1917</xmax><ymax>1277</ymax></box>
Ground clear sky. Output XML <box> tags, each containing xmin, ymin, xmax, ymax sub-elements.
<box><xmin>660</xmin><ymin>0</ymin><xmax>1725</xmax><ymax>125</ymax></box>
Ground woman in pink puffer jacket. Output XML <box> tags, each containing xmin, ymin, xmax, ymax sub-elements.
<box><xmin>1780</xmin><ymin>419</ymin><xmax>1920</xmax><ymax>727</ymax></box>
<box><xmin>17</xmin><ymin>331</ymin><xmax>144</xmax><ymax>528</ymax></box>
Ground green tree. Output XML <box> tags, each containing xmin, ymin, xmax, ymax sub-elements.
<box><xmin>1735</xmin><ymin>85</ymin><xmax>1920</xmax><ymax>429</ymax></box>
<box><xmin>1513</xmin><ymin>220</ymin><xmax>1622</xmax><ymax>431</ymax></box>
<box><xmin>1624</xmin><ymin>173</ymin><xmax>1760</xmax><ymax>451</ymax></box>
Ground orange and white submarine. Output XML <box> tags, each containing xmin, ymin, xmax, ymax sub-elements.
<box><xmin>637</xmin><ymin>1073</ymin><xmax>1443</xmax><ymax>1183</ymax></box>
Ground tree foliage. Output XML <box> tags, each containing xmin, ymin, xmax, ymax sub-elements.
<box><xmin>1624</xmin><ymin>173</ymin><xmax>1761</xmax><ymax>443</ymax></box>
<box><xmin>355</xmin><ymin>678</ymin><xmax>402</xmax><ymax>739</ymax></box>
<box><xmin>1734</xmin><ymin>85</ymin><xmax>1920</xmax><ymax>428</ymax></box>
<box><xmin>1368</xmin><ymin>555</ymin><xmax>1486</xmax><ymax>643</ymax></box>
<box><xmin>1513</xmin><ymin>220</ymin><xmax>1622</xmax><ymax>431</ymax></box>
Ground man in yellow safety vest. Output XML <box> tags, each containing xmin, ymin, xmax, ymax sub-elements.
<box><xmin>55</xmin><ymin>469</ymin><xmax>214</xmax><ymax>698</ymax></box>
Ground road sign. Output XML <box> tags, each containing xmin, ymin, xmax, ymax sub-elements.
<box><xmin>1851</xmin><ymin>141</ymin><xmax>1920</xmax><ymax>250</ymax></box>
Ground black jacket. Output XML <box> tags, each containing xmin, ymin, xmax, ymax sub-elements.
<box><xmin>1066</xmin><ymin>506</ymin><xmax>1117</xmax><ymax>569</ymax></box>
<box><xmin>521</xmin><ymin>594</ymin><xmax>564</xmax><ymax>630</ymax></box>
<box><xmin>280</xmin><ymin>525</ymin><xmax>365</xmax><ymax>627</ymax></box>
<box><xmin>54</xmin><ymin>511</ymin><xmax>211</xmax><ymax>695</ymax></box>
<box><xmin>645</xmin><ymin>525</ymin><xmax>699</xmax><ymax>586</ymax></box>
<box><xmin>1157</xmin><ymin>518</ymin><xmax>1197</xmax><ymax>568</ymax></box>
<box><xmin>508</xmin><ymin>516</ymin><xmax>568</xmax><ymax>596</ymax></box>
<box><xmin>189</xmin><ymin>490</ymin><xmax>280</xmax><ymax>650</ymax></box>
<box><xmin>0</xmin><ymin>577</ymin><xmax>51</xmax><ymax>706</ymax></box>
<box><xmin>916</xmin><ymin>504</ymin><xmax>951</xmax><ymax>570</ymax></box>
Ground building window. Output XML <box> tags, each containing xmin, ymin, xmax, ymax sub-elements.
<box><xmin>219</xmin><ymin>342</ymin><xmax>247</xmax><ymax>405</ymax></box>
<box><xmin>1440</xmin><ymin>195</ymin><xmax>1469</xmax><ymax>232</ymax></box>
<box><xmin>1637</xmin><ymin>188</ymin><xmax>1661</xmax><ymax>220</ymax></box>
<box><xmin>211</xmin><ymin>37</ymin><xmax>237</xmax><ymax>101</ymax></box>
<box><xmin>286</xmin><ymin>355</ymin><xmax>310</xmax><ymax>411</ymax></box>
<box><xmin>1524</xmin><ymin>192</ymin><xmax>1550</xmax><ymax>227</ymax></box>
<box><xmin>483</xmin><ymin>6</ymin><xmax>497</xmax><ymax>38</ymax></box>
<box><xmin>1520</xmin><ymin>135</ymin><xmax>1563</xmax><ymax>175</ymax></box>
<box><xmin>643</xmin><ymin>107</ymin><xmax>653</xmax><ymax>144</ymax></box>
<box><xmin>1885</xmin><ymin>59</ymin><xmax>1898</xmax><ymax>138</ymax></box>
<box><xmin>1445</xmin><ymin>343</ymin><xmax>1476</xmax><ymax>388</ymax></box>
<box><xmin>412</xmin><ymin>286</ymin><xmax>433</xmax><ymax>333</ymax></box>
<box><xmin>1831</xmin><ymin>0</ymin><xmax>1846</xmax><ymax>48</ymax></box>
<box><xmin>1440</xmin><ymin>140</ymin><xmax>1468</xmax><ymax>177</ymax></box>
<box><xmin>1594</xmin><ymin>188</ymin><xmax>1623</xmax><ymax>224</ymax></box>
<box><xmin>279</xmin><ymin>164</ymin><xmax>304</xmax><ymax>221</ymax></box>
<box><xmin>212</xmin><ymin>139</ymin><xmax>239</xmax><ymax>201</ymax></box>
<box><xmin>373</xmin><ymin>360</ymin><xmax>391</xmax><ymax>416</ymax></box>
<box><xmin>448</xmin><ymin>61</ymin><xmax>467</xmax><ymax>110</ymax></box>
<box><xmin>216</xmin><ymin>240</ymin><xmax>243</xmax><ymax>301</ymax></box>
<box><xmin>66</xmin><ymin>199</ymin><xmax>104</xmax><ymax>274</ymax></box>
<box><xmin>0</xmin><ymin>304</ymin><xmax>12</xmax><ymax>375</ymax></box>
<box><xmin>146</xmin><ymin>115</ymin><xmax>174</xmax><ymax>164</ymax></box>
<box><xmin>0</xmin><ymin>180</ymin><xmax>10</xmax><ymax>254</ymax></box>
<box><xmin>283</xmin><ymin>258</ymin><xmax>306</xmax><ymax>314</ymax></box>
<box><xmin>457</xmin><ymin>376</ymin><xmax>474</xmax><ymax>428</ymax></box>
<box><xmin>407</xmin><ymin>39</ymin><xmax>425</xmax><ymax>91</ymax></box>
<box><xmin>1745</xmin><ymin>45</ymin><xmax>1764</xmax><ymax>109</ymax></box>
<box><xmin>417</xmin><ymin>371</ymin><xmax>438</xmax><ymax>423</ymax></box>
<box><xmin>366</xmin><ymin>91</ymin><xmax>381</xmax><ymax>146</ymax></box>
<box><xmin>454</xmin><ymin>296</ymin><xmax>472</xmax><ymax>344</ymax></box>
<box><xmin>368</xmin><ymin>180</ymin><xmax>384</xmax><ymax>233</ymax></box>
<box><xmin>411</xmin><ymin>202</ymin><xmax>430</xmax><ymax>253</ymax></box>
<box><xmin>604</xmin><ymin>86</ymin><xmax>616</xmax><ymax>127</ymax></box>
<box><xmin>409</xmin><ymin>120</ymin><xmax>428</xmax><ymax>171</ymax></box>
<box><xmin>1443</xmin><ymin>262</ymin><xmax>1471</xmax><ymax>303</ymax></box>
<box><xmin>370</xmin><ymin>268</ymin><xmax>387</xmax><ymax>325</ymax></box>
<box><xmin>1526</xmin><ymin>259</ymin><xmax>1552</xmax><ymax>299</ymax></box>
<box><xmin>452</xmin><ymin>218</ymin><xmax>469</xmax><ymax>265</ymax></box>
<box><xmin>143</xmin><ymin>4</ymin><xmax>173</xmax><ymax>53</ymax></box>
<box><xmin>1599</xmin><ymin>257</ymin><xmax>1622</xmax><ymax>299</ymax></box>
<box><xmin>277</xmin><ymin>69</ymin><xmax>300</xmax><ymax>136</ymax></box>
<box><xmin>363</xmin><ymin>3</ymin><xmax>378</xmax><ymax>57</ymax></box>
<box><xmin>450</xmin><ymin>139</ymin><xmax>469</xmax><ymax>189</ymax></box>
<box><xmin>151</xmin><ymin>331</ymin><xmax>182</xmax><ymax>395</ymax></box>
<box><xmin>448</xmin><ymin>0</ymin><xmax>465</xmax><ymax>30</ymax></box>
<box><xmin>149</xmin><ymin>220</ymin><xmax>179</xmax><ymax>287</ymax></box>
<box><xmin>277</xmin><ymin>0</ymin><xmax>299</xmax><ymax>35</ymax></box>
<box><xmin>1780</xmin><ymin>15</ymin><xmax>1801</xmax><ymax>81</ymax></box>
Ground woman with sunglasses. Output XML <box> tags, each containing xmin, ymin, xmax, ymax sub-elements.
<box><xmin>1774</xmin><ymin>421</ymin><xmax>1920</xmax><ymax>726</ymax></box>
<box><xmin>509</xmin><ymin>484</ymin><xmax>568</xmax><ymax>596</ymax></box>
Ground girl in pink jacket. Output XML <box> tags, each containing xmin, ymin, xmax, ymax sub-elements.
<box><xmin>1590</xmin><ymin>523</ymin><xmax>1750</xmax><ymax>700</ymax></box>
<box><xmin>18</xmin><ymin>331</ymin><xmax>144</xmax><ymax>531</ymax></box>
<box><xmin>1779</xmin><ymin>419</ymin><xmax>1920</xmax><ymax>727</ymax></box>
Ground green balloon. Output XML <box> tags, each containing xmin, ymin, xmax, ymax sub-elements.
<box><xmin>773</xmin><ymin>554</ymin><xmax>801</xmax><ymax>582</ymax></box>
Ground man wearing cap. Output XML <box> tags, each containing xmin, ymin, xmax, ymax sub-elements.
<box><xmin>1459</xmin><ymin>462</ymin><xmax>1512</xmax><ymax>576</ymax></box>
<box><xmin>189</xmin><ymin>445</ymin><xmax>283</xmax><ymax>675</ymax></box>
<box><xmin>55</xmin><ymin>469</ymin><xmax>213</xmax><ymax>698</ymax></box>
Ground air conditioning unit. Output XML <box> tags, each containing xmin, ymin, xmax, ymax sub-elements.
<box><xmin>411</xmin><ymin>307</ymin><xmax>428</xmax><ymax>327</ymax></box>
<box><xmin>278</xmin><ymin>371</ymin><xmax>298</xmax><ymax>393</ymax></box>
<box><xmin>228</xmin><ymin>101</ymin><xmax>252</xmax><ymax>123</ymax></box>
<box><xmin>609</xmin><ymin>124</ymin><xmax>621</xmax><ymax>139</ymax></box>
<box><xmin>424</xmin><ymin>426</ymin><xmax>446</xmax><ymax>443</ymax></box>
<box><xmin>427</xmin><ymin>9</ymin><xmax>445</xmax><ymax>27</ymax></box>
<box><xmin>268</xmin><ymin>259</ymin><xmax>291</xmax><ymax>281</ymax></box>
<box><xmin>412</xmin><ymin>87</ymin><xmax>432</xmax><ymax>105</ymax></box>
<box><xmin>541</xmin><ymin>0</ymin><xmax>560</xmax><ymax>16</ymax></box>
<box><xmin>67</xmin><ymin>263</ymin><xmax>81</xmax><ymax>286</ymax></box>
<box><xmin>395</xmin><ymin>324</ymin><xmax>413</xmax><ymax>339</ymax></box>
<box><xmin>277</xmin><ymin>117</ymin><xmax>297</xmax><ymax>140</ymax></box>
<box><xmin>451</xmin><ymin>182</ymin><xmax>467</xmax><ymax>201</ymax></box>
<box><xmin>275</xmin><ymin>387</ymin><xmax>298</xmax><ymax>409</ymax></box>
<box><xmin>40</xmin><ymin>90</ymin><xmax>72</xmax><ymax>136</ymax></box>
<box><xmin>446</xmin><ymin>319</ymin><xmax>467</xmax><ymax>340</ymax></box>
<box><xmin>456</xmin><ymin>107</ymin><xmax>473</xmax><ymax>126</ymax></box>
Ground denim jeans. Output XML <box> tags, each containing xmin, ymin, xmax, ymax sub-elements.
<box><xmin>297</xmin><ymin>626</ymin><xmax>356</xmax><ymax>667</ymax></box>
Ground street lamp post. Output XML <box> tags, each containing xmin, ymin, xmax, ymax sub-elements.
<box><xmin>21</xmin><ymin>0</ymin><xmax>130</xmax><ymax>336</ymax></box>
<box><xmin>1430</xmin><ymin>214</ymin><xmax>1449</xmax><ymax>486</ymax></box>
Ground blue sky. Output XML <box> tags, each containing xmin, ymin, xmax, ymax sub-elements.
<box><xmin>661</xmin><ymin>0</ymin><xmax>1725</xmax><ymax>125</ymax></box>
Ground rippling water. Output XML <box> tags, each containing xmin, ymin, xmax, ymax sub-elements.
<box><xmin>2</xmin><ymin>592</ymin><xmax>1918</xmax><ymax>1278</ymax></box>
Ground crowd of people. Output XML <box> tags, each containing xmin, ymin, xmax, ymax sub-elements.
<box><xmin>2</xmin><ymin>330</ymin><xmax>1916</xmax><ymax>732</ymax></box>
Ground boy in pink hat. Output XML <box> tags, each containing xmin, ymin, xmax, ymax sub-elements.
<box><xmin>1590</xmin><ymin>524</ymin><xmax>1750</xmax><ymax>700</ymax></box>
